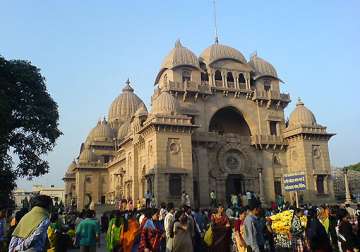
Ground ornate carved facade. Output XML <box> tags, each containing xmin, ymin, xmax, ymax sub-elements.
<box><xmin>63</xmin><ymin>40</ymin><xmax>335</xmax><ymax>209</ymax></box>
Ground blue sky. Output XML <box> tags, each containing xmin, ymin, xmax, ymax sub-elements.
<box><xmin>1</xmin><ymin>1</ymin><xmax>359</xmax><ymax>190</ymax></box>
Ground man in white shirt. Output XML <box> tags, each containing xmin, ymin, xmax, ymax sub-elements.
<box><xmin>145</xmin><ymin>190</ymin><xmax>151</xmax><ymax>208</ymax></box>
<box><xmin>164</xmin><ymin>202</ymin><xmax>175</xmax><ymax>252</ymax></box>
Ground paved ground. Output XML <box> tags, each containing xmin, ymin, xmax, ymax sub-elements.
<box><xmin>68</xmin><ymin>235</ymin><xmax>107</xmax><ymax>252</ymax></box>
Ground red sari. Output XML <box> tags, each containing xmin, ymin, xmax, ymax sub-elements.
<box><xmin>209</xmin><ymin>213</ymin><xmax>231</xmax><ymax>252</ymax></box>
<box><xmin>138</xmin><ymin>218</ymin><xmax>161</xmax><ymax>252</ymax></box>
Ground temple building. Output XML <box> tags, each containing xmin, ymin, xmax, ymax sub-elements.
<box><xmin>63</xmin><ymin>40</ymin><xmax>335</xmax><ymax>209</ymax></box>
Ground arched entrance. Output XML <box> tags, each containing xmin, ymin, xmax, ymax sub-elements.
<box><xmin>226</xmin><ymin>174</ymin><xmax>246</xmax><ymax>205</ymax></box>
<box><xmin>209</xmin><ymin>107</ymin><xmax>251</xmax><ymax>136</ymax></box>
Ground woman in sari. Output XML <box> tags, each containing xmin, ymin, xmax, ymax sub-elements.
<box><xmin>106</xmin><ymin>210</ymin><xmax>124</xmax><ymax>252</ymax></box>
<box><xmin>305</xmin><ymin>208</ymin><xmax>332</xmax><ymax>252</ymax></box>
<box><xmin>209</xmin><ymin>204</ymin><xmax>231</xmax><ymax>252</ymax></box>
<box><xmin>121</xmin><ymin>210</ymin><xmax>140</xmax><ymax>252</ymax></box>
<box><xmin>138</xmin><ymin>208</ymin><xmax>162</xmax><ymax>252</ymax></box>
<box><xmin>233</xmin><ymin>208</ymin><xmax>247</xmax><ymax>252</ymax></box>
<box><xmin>172</xmin><ymin>210</ymin><xmax>193</xmax><ymax>252</ymax></box>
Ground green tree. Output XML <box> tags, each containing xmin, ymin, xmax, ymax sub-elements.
<box><xmin>0</xmin><ymin>55</ymin><xmax>62</xmax><ymax>209</ymax></box>
<box><xmin>345</xmin><ymin>162</ymin><xmax>360</xmax><ymax>172</ymax></box>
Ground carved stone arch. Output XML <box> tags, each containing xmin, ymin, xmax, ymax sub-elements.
<box><xmin>206</xmin><ymin>105</ymin><xmax>257</xmax><ymax>136</ymax></box>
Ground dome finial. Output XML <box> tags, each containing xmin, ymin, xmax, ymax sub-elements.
<box><xmin>297</xmin><ymin>97</ymin><xmax>304</xmax><ymax>106</ymax></box>
<box><xmin>175</xmin><ymin>39</ymin><xmax>182</xmax><ymax>48</ymax></box>
<box><xmin>122</xmin><ymin>78</ymin><xmax>134</xmax><ymax>92</ymax></box>
<box><xmin>213</xmin><ymin>0</ymin><xmax>219</xmax><ymax>45</ymax></box>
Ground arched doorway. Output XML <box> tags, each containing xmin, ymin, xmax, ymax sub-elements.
<box><xmin>209</xmin><ymin>107</ymin><xmax>251</xmax><ymax>136</ymax></box>
<box><xmin>226</xmin><ymin>174</ymin><xmax>246</xmax><ymax>205</ymax></box>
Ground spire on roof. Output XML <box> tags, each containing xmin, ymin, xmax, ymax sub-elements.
<box><xmin>175</xmin><ymin>39</ymin><xmax>182</xmax><ymax>48</ymax></box>
<box><xmin>122</xmin><ymin>78</ymin><xmax>134</xmax><ymax>92</ymax></box>
<box><xmin>297</xmin><ymin>97</ymin><xmax>304</xmax><ymax>106</ymax></box>
<box><xmin>213</xmin><ymin>0</ymin><xmax>219</xmax><ymax>44</ymax></box>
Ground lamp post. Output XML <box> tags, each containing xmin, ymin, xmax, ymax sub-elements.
<box><xmin>343</xmin><ymin>168</ymin><xmax>352</xmax><ymax>204</ymax></box>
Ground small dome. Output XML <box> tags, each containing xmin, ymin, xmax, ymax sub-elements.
<box><xmin>86</xmin><ymin>118</ymin><xmax>114</xmax><ymax>142</ymax></box>
<box><xmin>151</xmin><ymin>91</ymin><xmax>178</xmax><ymax>115</ymax></box>
<box><xmin>79</xmin><ymin>146</ymin><xmax>97</xmax><ymax>163</ymax></box>
<box><xmin>108</xmin><ymin>79</ymin><xmax>145</xmax><ymax>126</ymax></box>
<box><xmin>64</xmin><ymin>160</ymin><xmax>77</xmax><ymax>178</ymax></box>
<box><xmin>288</xmin><ymin>99</ymin><xmax>317</xmax><ymax>128</ymax></box>
<box><xmin>135</xmin><ymin>103</ymin><xmax>148</xmax><ymax>117</ymax></box>
<box><xmin>66</xmin><ymin>160</ymin><xmax>77</xmax><ymax>173</ymax></box>
<box><xmin>249</xmin><ymin>53</ymin><xmax>279</xmax><ymax>80</ymax></box>
<box><xmin>200</xmin><ymin>43</ymin><xmax>246</xmax><ymax>65</ymax></box>
<box><xmin>117</xmin><ymin>120</ymin><xmax>131</xmax><ymax>139</ymax></box>
<box><xmin>161</xmin><ymin>40</ymin><xmax>200</xmax><ymax>70</ymax></box>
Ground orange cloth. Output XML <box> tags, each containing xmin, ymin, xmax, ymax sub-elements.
<box><xmin>122</xmin><ymin>218</ymin><xmax>140</xmax><ymax>252</ymax></box>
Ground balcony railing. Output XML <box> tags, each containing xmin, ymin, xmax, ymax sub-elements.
<box><xmin>251</xmin><ymin>135</ymin><xmax>287</xmax><ymax>146</ymax></box>
<box><xmin>252</xmin><ymin>90</ymin><xmax>290</xmax><ymax>102</ymax></box>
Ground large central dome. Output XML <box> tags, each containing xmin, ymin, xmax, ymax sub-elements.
<box><xmin>108</xmin><ymin>80</ymin><xmax>145</xmax><ymax>127</ymax></box>
<box><xmin>200</xmin><ymin>42</ymin><xmax>247</xmax><ymax>65</ymax></box>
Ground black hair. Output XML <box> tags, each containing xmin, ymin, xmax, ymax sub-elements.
<box><xmin>174</xmin><ymin>210</ymin><xmax>184</xmax><ymax>222</ymax></box>
<box><xmin>337</xmin><ymin>208</ymin><xmax>349</xmax><ymax>222</ymax></box>
<box><xmin>30</xmin><ymin>195</ymin><xmax>53</xmax><ymax>210</ymax></box>
<box><xmin>143</xmin><ymin>208</ymin><xmax>159</xmax><ymax>219</ymax></box>
<box><xmin>248</xmin><ymin>201</ymin><xmax>260</xmax><ymax>211</ymax></box>
<box><xmin>50</xmin><ymin>212</ymin><xmax>59</xmax><ymax>223</ymax></box>
<box><xmin>294</xmin><ymin>208</ymin><xmax>304</xmax><ymax>215</ymax></box>
<box><xmin>86</xmin><ymin>210</ymin><xmax>95</xmax><ymax>218</ymax></box>
<box><xmin>238</xmin><ymin>207</ymin><xmax>246</xmax><ymax>215</ymax></box>
<box><xmin>160</xmin><ymin>202</ymin><xmax>166</xmax><ymax>209</ymax></box>
<box><xmin>166</xmin><ymin>202</ymin><xmax>174</xmax><ymax>212</ymax></box>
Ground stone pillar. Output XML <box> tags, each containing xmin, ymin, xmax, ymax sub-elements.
<box><xmin>343</xmin><ymin>168</ymin><xmax>352</xmax><ymax>204</ymax></box>
<box><xmin>197</xmin><ymin>146</ymin><xmax>210</xmax><ymax>207</ymax></box>
<box><xmin>221</xmin><ymin>71</ymin><xmax>227</xmax><ymax>88</ymax></box>
<box><xmin>258</xmin><ymin>168</ymin><xmax>265</xmax><ymax>205</ymax></box>
<box><xmin>234</xmin><ymin>72</ymin><xmax>239</xmax><ymax>89</ymax></box>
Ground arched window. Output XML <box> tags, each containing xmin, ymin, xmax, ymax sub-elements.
<box><xmin>239</xmin><ymin>73</ymin><xmax>246</xmax><ymax>83</ymax></box>
<box><xmin>227</xmin><ymin>72</ymin><xmax>235</xmax><ymax>88</ymax></box>
<box><xmin>214</xmin><ymin>70</ymin><xmax>222</xmax><ymax>87</ymax></box>
<box><xmin>182</xmin><ymin>70</ymin><xmax>191</xmax><ymax>83</ymax></box>
<box><xmin>264</xmin><ymin>79</ymin><xmax>271</xmax><ymax>91</ymax></box>
<box><xmin>169</xmin><ymin>174</ymin><xmax>182</xmax><ymax>196</ymax></box>
<box><xmin>201</xmin><ymin>72</ymin><xmax>209</xmax><ymax>82</ymax></box>
<box><xmin>316</xmin><ymin>175</ymin><xmax>325</xmax><ymax>194</ymax></box>
<box><xmin>163</xmin><ymin>73</ymin><xmax>167</xmax><ymax>83</ymax></box>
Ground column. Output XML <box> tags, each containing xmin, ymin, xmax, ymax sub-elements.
<box><xmin>344</xmin><ymin>168</ymin><xmax>352</xmax><ymax>204</ymax></box>
<box><xmin>221</xmin><ymin>71</ymin><xmax>226</xmax><ymax>88</ymax></box>
<box><xmin>258</xmin><ymin>168</ymin><xmax>265</xmax><ymax>205</ymax></box>
<box><xmin>233</xmin><ymin>71</ymin><xmax>239</xmax><ymax>89</ymax></box>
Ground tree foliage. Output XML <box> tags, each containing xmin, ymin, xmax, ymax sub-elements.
<box><xmin>345</xmin><ymin>162</ymin><xmax>360</xmax><ymax>172</ymax></box>
<box><xmin>0</xmin><ymin>55</ymin><xmax>62</xmax><ymax>209</ymax></box>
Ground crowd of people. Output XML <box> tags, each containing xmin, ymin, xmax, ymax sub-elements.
<box><xmin>1</xmin><ymin>192</ymin><xmax>360</xmax><ymax>252</ymax></box>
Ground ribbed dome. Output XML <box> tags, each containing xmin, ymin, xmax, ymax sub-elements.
<box><xmin>249</xmin><ymin>53</ymin><xmax>279</xmax><ymax>80</ymax></box>
<box><xmin>151</xmin><ymin>91</ymin><xmax>178</xmax><ymax>115</ymax></box>
<box><xmin>79</xmin><ymin>146</ymin><xmax>97</xmax><ymax>163</ymax></box>
<box><xmin>135</xmin><ymin>103</ymin><xmax>148</xmax><ymax>117</ymax></box>
<box><xmin>66</xmin><ymin>160</ymin><xmax>76</xmax><ymax>173</ymax></box>
<box><xmin>64</xmin><ymin>160</ymin><xmax>76</xmax><ymax>178</ymax></box>
<box><xmin>288</xmin><ymin>99</ymin><xmax>317</xmax><ymax>128</ymax></box>
<box><xmin>86</xmin><ymin>118</ymin><xmax>114</xmax><ymax>142</ymax></box>
<box><xmin>200</xmin><ymin>43</ymin><xmax>246</xmax><ymax>65</ymax></box>
<box><xmin>117</xmin><ymin>120</ymin><xmax>131</xmax><ymax>139</ymax></box>
<box><xmin>161</xmin><ymin>40</ymin><xmax>200</xmax><ymax>70</ymax></box>
<box><xmin>108</xmin><ymin>80</ymin><xmax>145</xmax><ymax>126</ymax></box>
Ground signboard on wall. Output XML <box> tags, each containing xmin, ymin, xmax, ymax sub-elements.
<box><xmin>283</xmin><ymin>172</ymin><xmax>306</xmax><ymax>192</ymax></box>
